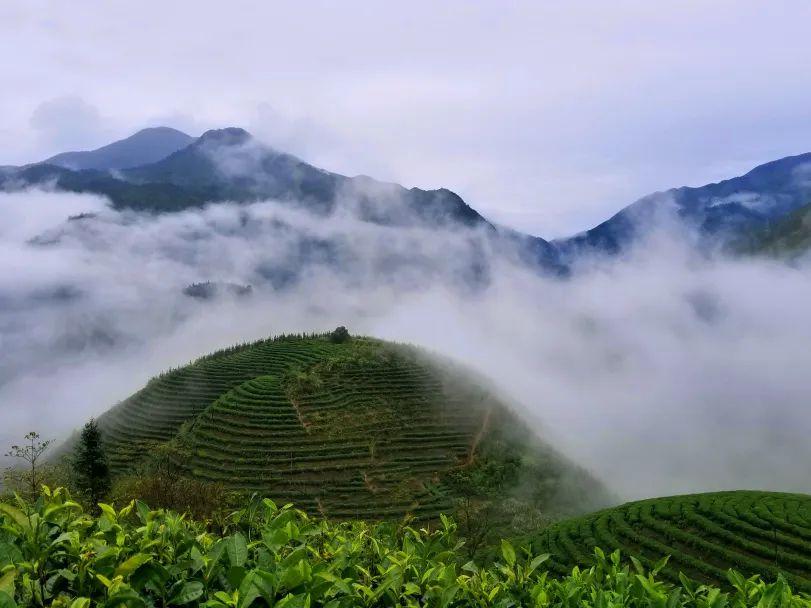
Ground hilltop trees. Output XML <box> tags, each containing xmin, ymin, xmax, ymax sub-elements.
<box><xmin>3</xmin><ymin>431</ymin><xmax>52</xmax><ymax>499</ymax></box>
<box><xmin>329</xmin><ymin>325</ymin><xmax>351</xmax><ymax>343</ymax></box>
<box><xmin>72</xmin><ymin>419</ymin><xmax>111</xmax><ymax>509</ymax></box>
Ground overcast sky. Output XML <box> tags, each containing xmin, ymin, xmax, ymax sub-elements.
<box><xmin>1</xmin><ymin>0</ymin><xmax>810</xmax><ymax>237</ymax></box>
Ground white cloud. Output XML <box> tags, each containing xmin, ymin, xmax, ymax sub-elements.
<box><xmin>1</xmin><ymin>189</ymin><xmax>810</xmax><ymax>501</ymax></box>
<box><xmin>29</xmin><ymin>96</ymin><xmax>109</xmax><ymax>153</ymax></box>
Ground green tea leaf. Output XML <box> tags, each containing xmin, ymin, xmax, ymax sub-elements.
<box><xmin>226</xmin><ymin>532</ymin><xmax>248</xmax><ymax>567</ymax></box>
<box><xmin>0</xmin><ymin>504</ymin><xmax>28</xmax><ymax>531</ymax></box>
<box><xmin>135</xmin><ymin>500</ymin><xmax>150</xmax><ymax>524</ymax></box>
<box><xmin>0</xmin><ymin>570</ymin><xmax>13</xmax><ymax>595</ymax></box>
<box><xmin>114</xmin><ymin>553</ymin><xmax>152</xmax><ymax>578</ymax></box>
<box><xmin>528</xmin><ymin>553</ymin><xmax>550</xmax><ymax>575</ymax></box>
<box><xmin>169</xmin><ymin>581</ymin><xmax>204</xmax><ymax>605</ymax></box>
<box><xmin>500</xmin><ymin>540</ymin><xmax>516</xmax><ymax>567</ymax></box>
<box><xmin>0</xmin><ymin>591</ymin><xmax>15</xmax><ymax>608</ymax></box>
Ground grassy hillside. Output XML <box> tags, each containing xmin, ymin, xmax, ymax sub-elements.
<box><xmin>531</xmin><ymin>490</ymin><xmax>811</xmax><ymax>591</ymax></box>
<box><xmin>95</xmin><ymin>333</ymin><xmax>606</xmax><ymax>524</ymax></box>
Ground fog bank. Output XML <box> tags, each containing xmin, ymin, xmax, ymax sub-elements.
<box><xmin>1</xmin><ymin>189</ymin><xmax>809</xmax><ymax>501</ymax></box>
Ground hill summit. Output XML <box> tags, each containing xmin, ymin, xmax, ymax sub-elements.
<box><xmin>94</xmin><ymin>332</ymin><xmax>608</xmax><ymax>523</ymax></box>
<box><xmin>41</xmin><ymin>126</ymin><xmax>193</xmax><ymax>171</ymax></box>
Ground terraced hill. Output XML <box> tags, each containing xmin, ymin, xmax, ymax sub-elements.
<box><xmin>531</xmin><ymin>491</ymin><xmax>811</xmax><ymax>591</ymax></box>
<box><xmin>95</xmin><ymin>333</ymin><xmax>606</xmax><ymax>523</ymax></box>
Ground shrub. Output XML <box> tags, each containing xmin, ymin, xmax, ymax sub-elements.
<box><xmin>111</xmin><ymin>474</ymin><xmax>232</xmax><ymax>521</ymax></box>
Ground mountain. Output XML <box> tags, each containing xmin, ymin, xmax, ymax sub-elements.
<box><xmin>735</xmin><ymin>200</ymin><xmax>811</xmax><ymax>258</ymax></box>
<box><xmin>8</xmin><ymin>125</ymin><xmax>811</xmax><ymax>269</ymax></box>
<box><xmin>40</xmin><ymin>126</ymin><xmax>194</xmax><ymax>171</ymax></box>
<box><xmin>11</xmin><ymin>127</ymin><xmax>490</xmax><ymax>227</ymax></box>
<box><xmin>0</xmin><ymin>127</ymin><xmax>564</xmax><ymax>273</ymax></box>
<box><xmin>557</xmin><ymin>153</ymin><xmax>811</xmax><ymax>258</ymax></box>
<box><xmin>91</xmin><ymin>332</ymin><xmax>609</xmax><ymax>524</ymax></box>
<box><xmin>121</xmin><ymin>127</ymin><xmax>493</xmax><ymax>228</ymax></box>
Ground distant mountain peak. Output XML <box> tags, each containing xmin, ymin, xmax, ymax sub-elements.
<box><xmin>40</xmin><ymin>126</ymin><xmax>194</xmax><ymax>171</ymax></box>
<box><xmin>132</xmin><ymin>126</ymin><xmax>190</xmax><ymax>137</ymax></box>
<box><xmin>556</xmin><ymin>151</ymin><xmax>811</xmax><ymax>259</ymax></box>
<box><xmin>1</xmin><ymin>124</ymin><xmax>564</xmax><ymax>274</ymax></box>
<box><xmin>197</xmin><ymin>127</ymin><xmax>252</xmax><ymax>146</ymax></box>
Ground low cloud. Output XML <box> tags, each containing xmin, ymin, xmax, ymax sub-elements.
<box><xmin>1</xmin><ymin>188</ymin><xmax>810</xmax><ymax>502</ymax></box>
<box><xmin>29</xmin><ymin>97</ymin><xmax>110</xmax><ymax>155</ymax></box>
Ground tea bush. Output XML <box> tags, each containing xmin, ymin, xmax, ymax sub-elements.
<box><xmin>1</xmin><ymin>488</ymin><xmax>809</xmax><ymax>607</ymax></box>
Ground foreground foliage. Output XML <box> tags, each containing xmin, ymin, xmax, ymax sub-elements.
<box><xmin>1</xmin><ymin>489</ymin><xmax>810</xmax><ymax>607</ymax></box>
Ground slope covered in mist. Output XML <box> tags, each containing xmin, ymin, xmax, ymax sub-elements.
<box><xmin>7</xmin><ymin>125</ymin><xmax>811</xmax><ymax>270</ymax></box>
<box><xmin>2</xmin><ymin>128</ymin><xmax>811</xmax><ymax>503</ymax></box>
<box><xmin>735</xmin><ymin>200</ymin><xmax>811</xmax><ymax>258</ymax></box>
<box><xmin>557</xmin><ymin>153</ymin><xmax>811</xmax><ymax>259</ymax></box>
<box><xmin>0</xmin><ymin>127</ymin><xmax>563</xmax><ymax>273</ymax></box>
<box><xmin>3</xmin><ymin>187</ymin><xmax>811</xmax><ymax>502</ymax></box>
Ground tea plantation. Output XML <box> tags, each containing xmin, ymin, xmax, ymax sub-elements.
<box><xmin>532</xmin><ymin>490</ymin><xmax>811</xmax><ymax>591</ymax></box>
<box><xmin>94</xmin><ymin>333</ymin><xmax>606</xmax><ymax>522</ymax></box>
<box><xmin>4</xmin><ymin>487</ymin><xmax>808</xmax><ymax>608</ymax></box>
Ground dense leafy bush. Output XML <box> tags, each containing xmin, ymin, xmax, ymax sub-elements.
<box><xmin>1</xmin><ymin>488</ymin><xmax>809</xmax><ymax>607</ymax></box>
<box><xmin>110</xmin><ymin>474</ymin><xmax>232</xmax><ymax>522</ymax></box>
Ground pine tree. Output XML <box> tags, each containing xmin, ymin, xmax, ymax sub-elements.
<box><xmin>72</xmin><ymin>419</ymin><xmax>111</xmax><ymax>510</ymax></box>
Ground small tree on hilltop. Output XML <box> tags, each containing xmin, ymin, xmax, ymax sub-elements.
<box><xmin>4</xmin><ymin>431</ymin><xmax>53</xmax><ymax>499</ymax></box>
<box><xmin>330</xmin><ymin>326</ymin><xmax>350</xmax><ymax>344</ymax></box>
<box><xmin>72</xmin><ymin>419</ymin><xmax>111</xmax><ymax>510</ymax></box>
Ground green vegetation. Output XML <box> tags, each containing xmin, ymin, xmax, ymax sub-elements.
<box><xmin>328</xmin><ymin>326</ymin><xmax>350</xmax><ymax>344</ymax></box>
<box><xmin>531</xmin><ymin>491</ymin><xmax>811</xmax><ymax>591</ymax></box>
<box><xmin>3</xmin><ymin>433</ymin><xmax>53</xmax><ymax>500</ymax></box>
<box><xmin>2</xmin><ymin>487</ymin><xmax>809</xmax><ymax>608</ymax></box>
<box><xmin>9</xmin><ymin>339</ymin><xmax>811</xmax><ymax>604</ymax></box>
<box><xmin>71</xmin><ymin>420</ymin><xmax>111</xmax><ymax>512</ymax></box>
<box><xmin>735</xmin><ymin>202</ymin><xmax>811</xmax><ymax>258</ymax></box>
<box><xmin>91</xmin><ymin>332</ymin><xmax>606</xmax><ymax>537</ymax></box>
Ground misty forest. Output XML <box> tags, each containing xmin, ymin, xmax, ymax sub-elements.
<box><xmin>2</xmin><ymin>3</ymin><xmax>811</xmax><ymax>607</ymax></box>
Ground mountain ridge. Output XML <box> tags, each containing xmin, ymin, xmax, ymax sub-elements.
<box><xmin>556</xmin><ymin>151</ymin><xmax>811</xmax><ymax>258</ymax></box>
<box><xmin>41</xmin><ymin>126</ymin><xmax>194</xmax><ymax>171</ymax></box>
<box><xmin>4</xmin><ymin>126</ymin><xmax>811</xmax><ymax>264</ymax></box>
<box><xmin>0</xmin><ymin>126</ymin><xmax>564</xmax><ymax>273</ymax></box>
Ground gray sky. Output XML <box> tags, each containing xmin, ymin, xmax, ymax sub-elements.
<box><xmin>1</xmin><ymin>0</ymin><xmax>810</xmax><ymax>237</ymax></box>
